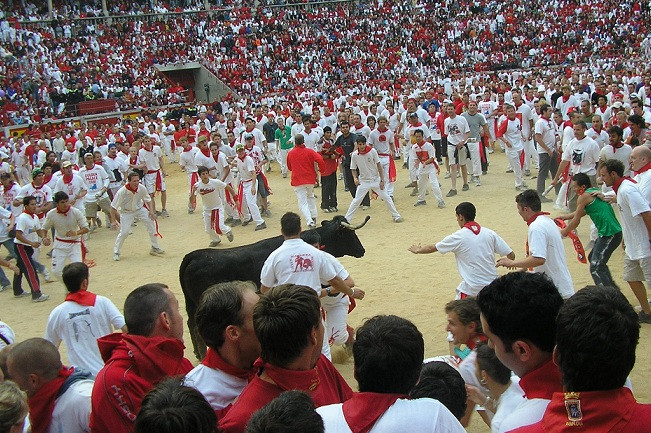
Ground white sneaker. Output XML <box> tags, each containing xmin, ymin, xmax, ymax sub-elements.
<box><xmin>150</xmin><ymin>247</ymin><xmax>165</xmax><ymax>257</ymax></box>
<box><xmin>113</xmin><ymin>253</ymin><xmax>120</xmax><ymax>261</ymax></box>
<box><xmin>44</xmin><ymin>270</ymin><xmax>54</xmax><ymax>283</ymax></box>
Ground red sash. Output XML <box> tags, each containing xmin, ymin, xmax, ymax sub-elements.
<box><xmin>202</xmin><ymin>348</ymin><xmax>255</xmax><ymax>381</ymax></box>
<box><xmin>190</xmin><ymin>171</ymin><xmax>199</xmax><ymax>194</ymax></box>
<box><xmin>147</xmin><ymin>169</ymin><xmax>163</xmax><ymax>191</ymax></box>
<box><xmin>378</xmin><ymin>153</ymin><xmax>397</xmax><ymax>182</ymax></box>
<box><xmin>142</xmin><ymin>203</ymin><xmax>163</xmax><ymax>238</ymax></box>
<box><xmin>518</xmin><ymin>149</ymin><xmax>525</xmax><ymax>169</ymax></box>
<box><xmin>28</xmin><ymin>366</ymin><xmax>74</xmax><ymax>433</ymax></box>
<box><xmin>259</xmin><ymin>172</ymin><xmax>272</xmax><ymax>195</ymax></box>
<box><xmin>342</xmin><ymin>392</ymin><xmax>407</xmax><ymax>433</ymax></box>
<box><xmin>65</xmin><ymin>290</ymin><xmax>97</xmax><ymax>306</ymax></box>
<box><xmin>210</xmin><ymin>209</ymin><xmax>223</xmax><ymax>234</ymax></box>
<box><xmin>553</xmin><ymin>218</ymin><xmax>587</xmax><ymax>264</ymax></box>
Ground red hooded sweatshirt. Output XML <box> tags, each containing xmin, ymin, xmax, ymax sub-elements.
<box><xmin>89</xmin><ymin>333</ymin><xmax>193</xmax><ymax>433</ymax></box>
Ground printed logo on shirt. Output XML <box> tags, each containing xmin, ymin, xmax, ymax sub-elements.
<box><xmin>291</xmin><ymin>254</ymin><xmax>314</xmax><ymax>272</ymax></box>
<box><xmin>564</xmin><ymin>392</ymin><xmax>583</xmax><ymax>426</ymax></box>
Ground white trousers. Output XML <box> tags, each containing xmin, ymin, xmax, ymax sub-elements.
<box><xmin>506</xmin><ymin>148</ymin><xmax>525</xmax><ymax>187</ymax></box>
<box><xmin>219</xmin><ymin>188</ymin><xmax>239</xmax><ymax>220</ymax></box>
<box><xmin>114</xmin><ymin>207</ymin><xmax>161</xmax><ymax>254</ymax></box>
<box><xmin>294</xmin><ymin>185</ymin><xmax>317</xmax><ymax>226</ymax></box>
<box><xmin>202</xmin><ymin>206</ymin><xmax>231</xmax><ymax>241</ymax></box>
<box><xmin>239</xmin><ymin>180</ymin><xmax>264</xmax><ymax>225</ymax></box>
<box><xmin>379</xmin><ymin>156</ymin><xmax>395</xmax><ymax>197</ymax></box>
<box><xmin>467</xmin><ymin>140</ymin><xmax>482</xmax><ymax>177</ymax></box>
<box><xmin>345</xmin><ymin>180</ymin><xmax>400</xmax><ymax>222</ymax></box>
<box><xmin>417</xmin><ymin>169</ymin><xmax>443</xmax><ymax>202</ymax></box>
<box><xmin>51</xmin><ymin>239</ymin><xmax>83</xmax><ymax>276</ymax></box>
<box><xmin>279</xmin><ymin>148</ymin><xmax>291</xmax><ymax>175</ymax></box>
<box><xmin>523</xmin><ymin>138</ymin><xmax>539</xmax><ymax>170</ymax></box>
<box><xmin>321</xmin><ymin>294</ymin><xmax>350</xmax><ymax>346</ymax></box>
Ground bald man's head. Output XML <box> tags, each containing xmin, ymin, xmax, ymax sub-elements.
<box><xmin>630</xmin><ymin>145</ymin><xmax>651</xmax><ymax>172</ymax></box>
<box><xmin>6</xmin><ymin>339</ymin><xmax>62</xmax><ymax>396</ymax></box>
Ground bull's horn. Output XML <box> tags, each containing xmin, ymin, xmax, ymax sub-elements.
<box><xmin>340</xmin><ymin>215</ymin><xmax>370</xmax><ymax>230</ymax></box>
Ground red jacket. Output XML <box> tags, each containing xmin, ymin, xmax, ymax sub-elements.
<box><xmin>286</xmin><ymin>145</ymin><xmax>326</xmax><ymax>186</ymax></box>
<box><xmin>90</xmin><ymin>333</ymin><xmax>193</xmax><ymax>433</ymax></box>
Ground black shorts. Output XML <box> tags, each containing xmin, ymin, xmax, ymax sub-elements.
<box><xmin>256</xmin><ymin>173</ymin><xmax>270</xmax><ymax>198</ymax></box>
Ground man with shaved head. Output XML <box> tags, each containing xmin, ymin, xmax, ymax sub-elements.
<box><xmin>6</xmin><ymin>337</ymin><xmax>93</xmax><ymax>433</ymax></box>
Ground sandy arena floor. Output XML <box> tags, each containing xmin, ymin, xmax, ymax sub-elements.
<box><xmin>2</xmin><ymin>150</ymin><xmax>649</xmax><ymax>432</ymax></box>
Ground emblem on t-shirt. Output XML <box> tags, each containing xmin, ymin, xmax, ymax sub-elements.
<box><xmin>564</xmin><ymin>392</ymin><xmax>583</xmax><ymax>425</ymax></box>
<box><xmin>291</xmin><ymin>254</ymin><xmax>314</xmax><ymax>272</ymax></box>
<box><xmin>572</xmin><ymin>149</ymin><xmax>584</xmax><ymax>165</ymax></box>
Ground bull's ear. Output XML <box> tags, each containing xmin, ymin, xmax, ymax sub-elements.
<box><xmin>320</xmin><ymin>220</ymin><xmax>328</xmax><ymax>226</ymax></box>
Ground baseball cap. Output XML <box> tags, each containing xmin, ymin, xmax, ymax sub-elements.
<box><xmin>236</xmin><ymin>144</ymin><xmax>245</xmax><ymax>151</ymax></box>
<box><xmin>409</xmin><ymin>112</ymin><xmax>418</xmax><ymax>118</ymax></box>
<box><xmin>244</xmin><ymin>133</ymin><xmax>254</xmax><ymax>140</ymax></box>
<box><xmin>630</xmin><ymin>93</ymin><xmax>639</xmax><ymax>99</ymax></box>
<box><xmin>61</xmin><ymin>160</ymin><xmax>72</xmax><ymax>168</ymax></box>
<box><xmin>108</xmin><ymin>143</ymin><xmax>117</xmax><ymax>149</ymax></box>
<box><xmin>32</xmin><ymin>168</ymin><xmax>44</xmax><ymax>177</ymax></box>
<box><xmin>613</xmin><ymin>101</ymin><xmax>623</xmax><ymax>109</ymax></box>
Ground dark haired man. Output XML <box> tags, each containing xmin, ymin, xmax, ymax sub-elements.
<box><xmin>497</xmin><ymin>190</ymin><xmax>574</xmax><ymax>299</ymax></box>
<box><xmin>513</xmin><ymin>285</ymin><xmax>651</xmax><ymax>432</ymax></box>
<box><xmin>246</xmin><ymin>391</ymin><xmax>324</xmax><ymax>433</ymax></box>
<box><xmin>41</xmin><ymin>191</ymin><xmax>89</xmax><ymax>278</ymax></box>
<box><xmin>477</xmin><ymin>272</ymin><xmax>564</xmax><ymax>431</ymax></box>
<box><xmin>218</xmin><ymin>284</ymin><xmax>353</xmax><ymax>433</ymax></box>
<box><xmin>317</xmin><ymin>315</ymin><xmax>464</xmax><ymax>432</ymax></box>
<box><xmin>410</xmin><ymin>361</ymin><xmax>467</xmax><ymax>421</ymax></box>
<box><xmin>90</xmin><ymin>283</ymin><xmax>193</xmax><ymax>433</ymax></box>
<box><xmin>409</xmin><ymin>202</ymin><xmax>514</xmax><ymax>298</ymax></box>
<box><xmin>557</xmin><ymin>173</ymin><xmax>622</xmax><ymax>288</ymax></box>
<box><xmin>45</xmin><ymin>262</ymin><xmax>126</xmax><ymax>376</ymax></box>
<box><xmin>600</xmin><ymin>159</ymin><xmax>651</xmax><ymax>322</ymax></box>
<box><xmin>184</xmin><ymin>281</ymin><xmax>260</xmax><ymax>413</ymax></box>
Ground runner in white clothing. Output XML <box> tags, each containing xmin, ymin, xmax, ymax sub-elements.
<box><xmin>191</xmin><ymin>166</ymin><xmax>237</xmax><ymax>247</ymax></box>
<box><xmin>344</xmin><ymin>136</ymin><xmax>403</xmax><ymax>224</ymax></box>
<box><xmin>409</xmin><ymin>202</ymin><xmax>514</xmax><ymax>298</ymax></box>
<box><xmin>110</xmin><ymin>172</ymin><xmax>164</xmax><ymax>261</ymax></box>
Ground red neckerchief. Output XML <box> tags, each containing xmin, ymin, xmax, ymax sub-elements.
<box><xmin>518</xmin><ymin>358</ymin><xmax>562</xmax><ymax>399</ymax></box>
<box><xmin>342</xmin><ymin>392</ymin><xmax>408</xmax><ymax>433</ymax></box>
<box><xmin>63</xmin><ymin>173</ymin><xmax>73</xmax><ymax>184</ymax></box>
<box><xmin>125</xmin><ymin>183</ymin><xmax>139</xmax><ymax>194</ymax></box>
<box><xmin>613</xmin><ymin>177</ymin><xmax>636</xmax><ymax>194</ymax></box>
<box><xmin>182</xmin><ymin>146</ymin><xmax>193</xmax><ymax>152</ymax></box>
<box><xmin>28</xmin><ymin>366</ymin><xmax>74</xmax><ymax>433</ymax></box>
<box><xmin>377</xmin><ymin>126</ymin><xmax>388</xmax><ymax>133</ymax></box>
<box><xmin>23</xmin><ymin>209</ymin><xmax>36</xmax><ymax>217</ymax></box>
<box><xmin>466</xmin><ymin>334</ymin><xmax>488</xmax><ymax>350</ymax></box>
<box><xmin>526</xmin><ymin>211</ymin><xmax>550</xmax><ymax>226</ymax></box>
<box><xmin>212</xmin><ymin>151</ymin><xmax>221</xmax><ymax>162</ymax></box>
<box><xmin>65</xmin><ymin>290</ymin><xmax>97</xmax><ymax>306</ymax></box>
<box><xmin>202</xmin><ymin>348</ymin><xmax>255</xmax><ymax>381</ymax></box>
<box><xmin>562</xmin><ymin>94</ymin><xmax>570</xmax><ymax>103</ymax></box>
<box><xmin>463</xmin><ymin>221</ymin><xmax>481</xmax><ymax>235</ymax></box>
<box><xmin>611</xmin><ymin>140</ymin><xmax>624</xmax><ymax>149</ymax></box>
<box><xmin>31</xmin><ymin>182</ymin><xmax>44</xmax><ymax>190</ymax></box>
<box><xmin>129</xmin><ymin>156</ymin><xmax>138</xmax><ymax>165</ymax></box>
<box><xmin>237</xmin><ymin>154</ymin><xmax>247</xmax><ymax>162</ymax></box>
<box><xmin>56</xmin><ymin>204</ymin><xmax>70</xmax><ymax>216</ymax></box>
<box><xmin>255</xmin><ymin>358</ymin><xmax>321</xmax><ymax>392</ymax></box>
<box><xmin>411</xmin><ymin>121</ymin><xmax>422</xmax><ymax>127</ymax></box>
<box><xmin>357</xmin><ymin>146</ymin><xmax>372</xmax><ymax>155</ymax></box>
<box><xmin>44</xmin><ymin>174</ymin><xmax>52</xmax><ymax>184</ymax></box>
<box><xmin>200</xmin><ymin>147</ymin><xmax>211</xmax><ymax>157</ymax></box>
<box><xmin>633</xmin><ymin>162</ymin><xmax>651</xmax><ymax>176</ymax></box>
<box><xmin>245</xmin><ymin>126</ymin><xmax>254</xmax><ymax>133</ymax></box>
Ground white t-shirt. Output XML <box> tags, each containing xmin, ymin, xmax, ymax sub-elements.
<box><xmin>436</xmin><ymin>226</ymin><xmax>513</xmax><ymax>296</ymax></box>
<box><xmin>184</xmin><ymin>363</ymin><xmax>248</xmax><ymax>412</ymax></box>
<box><xmin>496</xmin><ymin>396</ymin><xmax>550</xmax><ymax>433</ymax></box>
<box><xmin>491</xmin><ymin>379</ymin><xmax>525</xmax><ymax>433</ymax></box>
<box><xmin>617</xmin><ymin>179</ymin><xmax>651</xmax><ymax>260</ymax></box>
<box><xmin>53</xmin><ymin>174</ymin><xmax>87</xmax><ymax>212</ymax></box>
<box><xmin>16</xmin><ymin>183</ymin><xmax>52</xmax><ymax>211</ymax></box>
<box><xmin>316</xmin><ymin>397</ymin><xmax>465</xmax><ymax>433</ymax></box>
<box><xmin>14</xmin><ymin>211</ymin><xmax>41</xmax><ymax>245</ymax></box>
<box><xmin>561</xmin><ymin>136</ymin><xmax>600</xmax><ymax>176</ymax></box>
<box><xmin>0</xmin><ymin>320</ymin><xmax>15</xmax><ymax>349</ymax></box>
<box><xmin>180</xmin><ymin>147</ymin><xmax>199</xmax><ymax>173</ymax></box>
<box><xmin>260</xmin><ymin>238</ymin><xmax>337</xmax><ymax>292</ymax></box>
<box><xmin>368</xmin><ymin>128</ymin><xmax>394</xmax><ymax>155</ymax></box>
<box><xmin>110</xmin><ymin>183</ymin><xmax>151</xmax><ymax>213</ymax></box>
<box><xmin>444</xmin><ymin>116</ymin><xmax>470</xmax><ymax>145</ymax></box>
<box><xmin>44</xmin><ymin>296</ymin><xmax>126</xmax><ymax>376</ymax></box>
<box><xmin>193</xmin><ymin>178</ymin><xmax>227</xmax><ymax>211</ymax></box>
<box><xmin>599</xmin><ymin>144</ymin><xmax>632</xmax><ymax>177</ymax></box>
<box><xmin>586</xmin><ymin>127</ymin><xmax>609</xmax><ymax>149</ymax></box>
<box><xmin>515</xmin><ymin>103</ymin><xmax>534</xmax><ymax>138</ymax></box>
<box><xmin>138</xmin><ymin>146</ymin><xmax>163</xmax><ymax>171</ymax></box>
<box><xmin>534</xmin><ymin>118</ymin><xmax>555</xmax><ymax>155</ymax></box>
<box><xmin>633</xmin><ymin>169</ymin><xmax>651</xmax><ymax>205</ymax></box>
<box><xmin>48</xmin><ymin>379</ymin><xmax>93</xmax><ymax>433</ymax></box>
<box><xmin>527</xmin><ymin>215</ymin><xmax>574</xmax><ymax>299</ymax></box>
<box><xmin>79</xmin><ymin>164</ymin><xmax>109</xmax><ymax>203</ymax></box>
<box><xmin>350</xmin><ymin>148</ymin><xmax>381</xmax><ymax>183</ymax></box>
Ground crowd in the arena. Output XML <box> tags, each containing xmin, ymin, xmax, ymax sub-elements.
<box><xmin>1</xmin><ymin>0</ymin><xmax>650</xmax><ymax>126</ymax></box>
<box><xmin>0</xmin><ymin>0</ymin><xmax>651</xmax><ymax>432</ymax></box>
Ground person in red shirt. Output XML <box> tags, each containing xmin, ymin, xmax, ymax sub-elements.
<box><xmin>90</xmin><ymin>283</ymin><xmax>193</xmax><ymax>433</ymax></box>
<box><xmin>513</xmin><ymin>285</ymin><xmax>651</xmax><ymax>433</ymax></box>
<box><xmin>317</xmin><ymin>126</ymin><xmax>344</xmax><ymax>212</ymax></box>
<box><xmin>286</xmin><ymin>134</ymin><xmax>326</xmax><ymax>229</ymax></box>
<box><xmin>477</xmin><ymin>272</ymin><xmax>564</xmax><ymax>432</ymax></box>
<box><xmin>217</xmin><ymin>284</ymin><xmax>353</xmax><ymax>433</ymax></box>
